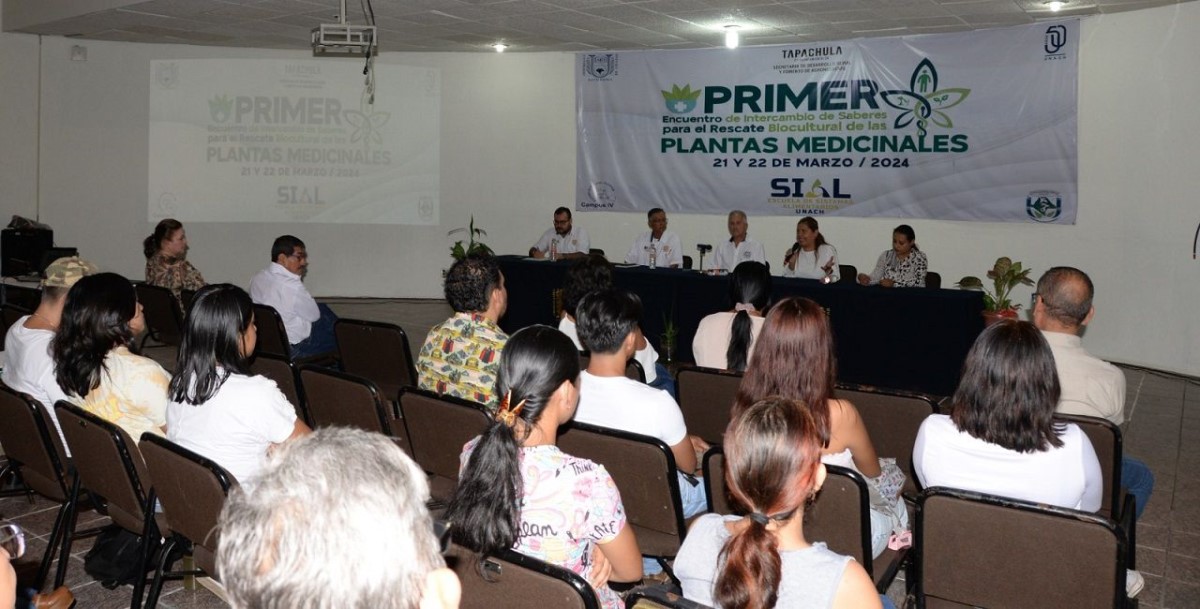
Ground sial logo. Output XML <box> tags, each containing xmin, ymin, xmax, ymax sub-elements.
<box><xmin>1044</xmin><ymin>25</ymin><xmax>1067</xmax><ymax>55</ymax></box>
<box><xmin>661</xmin><ymin>84</ymin><xmax>702</xmax><ymax>114</ymax></box>
<box><xmin>880</xmin><ymin>59</ymin><xmax>971</xmax><ymax>137</ymax></box>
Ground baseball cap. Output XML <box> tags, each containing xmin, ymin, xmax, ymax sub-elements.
<box><xmin>42</xmin><ymin>256</ymin><xmax>99</xmax><ymax>289</ymax></box>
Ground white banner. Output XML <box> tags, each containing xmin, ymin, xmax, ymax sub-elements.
<box><xmin>577</xmin><ymin>21</ymin><xmax>1078</xmax><ymax>224</ymax></box>
<box><xmin>150</xmin><ymin>59</ymin><xmax>440</xmax><ymax>224</ymax></box>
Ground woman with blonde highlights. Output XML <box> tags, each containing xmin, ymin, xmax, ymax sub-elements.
<box><xmin>733</xmin><ymin>297</ymin><xmax>904</xmax><ymax>557</ymax></box>
<box><xmin>674</xmin><ymin>397</ymin><xmax>880</xmax><ymax>609</ymax></box>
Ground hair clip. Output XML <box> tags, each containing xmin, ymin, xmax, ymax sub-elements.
<box><xmin>495</xmin><ymin>390</ymin><xmax>527</xmax><ymax>427</ymax></box>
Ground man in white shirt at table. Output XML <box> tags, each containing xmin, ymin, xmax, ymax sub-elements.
<box><xmin>625</xmin><ymin>208</ymin><xmax>683</xmax><ymax>268</ymax></box>
<box><xmin>529</xmin><ymin>207</ymin><xmax>590</xmax><ymax>260</ymax></box>
<box><xmin>711</xmin><ymin>210</ymin><xmax>766</xmax><ymax>272</ymax></box>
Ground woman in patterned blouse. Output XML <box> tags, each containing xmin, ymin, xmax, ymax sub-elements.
<box><xmin>444</xmin><ymin>325</ymin><xmax>642</xmax><ymax>609</ymax></box>
<box><xmin>856</xmin><ymin>224</ymin><xmax>928</xmax><ymax>288</ymax></box>
<box><xmin>144</xmin><ymin>218</ymin><xmax>205</xmax><ymax>298</ymax></box>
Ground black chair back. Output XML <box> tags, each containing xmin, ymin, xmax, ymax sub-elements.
<box><xmin>298</xmin><ymin>365</ymin><xmax>392</xmax><ymax>436</ymax></box>
<box><xmin>136</xmin><ymin>283</ymin><xmax>184</xmax><ymax>347</ymax></box>
<box><xmin>249</xmin><ymin>353</ymin><xmax>309</xmax><ymax>426</ymax></box>
<box><xmin>836</xmin><ymin>383</ymin><xmax>938</xmax><ymax>495</ymax></box>
<box><xmin>675</xmin><ymin>366</ymin><xmax>742</xmax><ymax>445</ymax></box>
<box><xmin>448</xmin><ymin>543</ymin><xmax>600</xmax><ymax>609</ymax></box>
<box><xmin>251</xmin><ymin>303</ymin><xmax>292</xmax><ymax>360</ymax></box>
<box><xmin>397</xmin><ymin>388</ymin><xmax>491</xmax><ymax>504</ymax></box>
<box><xmin>334</xmin><ymin>318</ymin><xmax>417</xmax><ymax>401</ymax></box>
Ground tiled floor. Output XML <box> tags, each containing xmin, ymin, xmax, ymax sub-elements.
<box><xmin>4</xmin><ymin>299</ymin><xmax>1198</xmax><ymax>607</ymax></box>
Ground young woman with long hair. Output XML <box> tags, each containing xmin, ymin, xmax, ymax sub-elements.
<box><xmin>166</xmin><ymin>284</ymin><xmax>310</xmax><ymax>486</ymax></box>
<box><xmin>674</xmin><ymin>397</ymin><xmax>880</xmax><ymax>609</ymax></box>
<box><xmin>692</xmin><ymin>261</ymin><xmax>772</xmax><ymax>371</ymax></box>
<box><xmin>444</xmin><ymin>325</ymin><xmax>642</xmax><ymax>608</ymax></box>
<box><xmin>733</xmin><ymin>297</ymin><xmax>903</xmax><ymax>557</ymax></box>
<box><xmin>53</xmin><ymin>272</ymin><xmax>170</xmax><ymax>441</ymax></box>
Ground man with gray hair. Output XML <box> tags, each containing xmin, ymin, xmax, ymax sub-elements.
<box><xmin>1032</xmin><ymin>266</ymin><xmax>1154</xmax><ymax>519</ymax></box>
<box><xmin>711</xmin><ymin>210</ymin><xmax>766</xmax><ymax>272</ymax></box>
<box><xmin>217</xmin><ymin>428</ymin><xmax>461</xmax><ymax>609</ymax></box>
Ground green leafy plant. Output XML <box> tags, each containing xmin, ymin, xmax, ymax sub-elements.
<box><xmin>447</xmin><ymin>215</ymin><xmax>494</xmax><ymax>260</ymax></box>
<box><xmin>956</xmin><ymin>257</ymin><xmax>1034</xmax><ymax>312</ymax></box>
<box><xmin>660</xmin><ymin>313</ymin><xmax>679</xmax><ymax>363</ymax></box>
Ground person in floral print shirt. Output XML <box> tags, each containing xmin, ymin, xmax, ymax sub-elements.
<box><xmin>445</xmin><ymin>326</ymin><xmax>642</xmax><ymax>609</ymax></box>
<box><xmin>417</xmin><ymin>255</ymin><xmax>509</xmax><ymax>410</ymax></box>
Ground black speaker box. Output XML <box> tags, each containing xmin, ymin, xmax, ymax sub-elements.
<box><xmin>2</xmin><ymin>228</ymin><xmax>54</xmax><ymax>277</ymax></box>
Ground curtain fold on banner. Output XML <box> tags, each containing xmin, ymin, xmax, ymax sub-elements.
<box><xmin>576</xmin><ymin>21</ymin><xmax>1078</xmax><ymax>224</ymax></box>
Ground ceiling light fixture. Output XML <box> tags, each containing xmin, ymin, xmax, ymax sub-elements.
<box><xmin>724</xmin><ymin>24</ymin><xmax>740</xmax><ymax>49</ymax></box>
<box><xmin>1045</xmin><ymin>1</ymin><xmax>1065</xmax><ymax>11</ymax></box>
<box><xmin>493</xmin><ymin>43</ymin><xmax>508</xmax><ymax>53</ymax></box>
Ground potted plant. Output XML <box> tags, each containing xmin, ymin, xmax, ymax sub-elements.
<box><xmin>447</xmin><ymin>215</ymin><xmax>494</xmax><ymax>261</ymax></box>
<box><xmin>660</xmin><ymin>313</ymin><xmax>678</xmax><ymax>364</ymax></box>
<box><xmin>956</xmin><ymin>257</ymin><xmax>1034</xmax><ymax>325</ymax></box>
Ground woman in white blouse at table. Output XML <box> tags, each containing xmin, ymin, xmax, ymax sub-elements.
<box><xmin>782</xmin><ymin>217</ymin><xmax>839</xmax><ymax>283</ymax></box>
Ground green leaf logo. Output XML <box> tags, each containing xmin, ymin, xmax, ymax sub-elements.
<box><xmin>881</xmin><ymin>59</ymin><xmax>971</xmax><ymax>136</ymax></box>
<box><xmin>208</xmin><ymin>94</ymin><xmax>233</xmax><ymax>123</ymax></box>
<box><xmin>661</xmin><ymin>84</ymin><xmax>702</xmax><ymax>114</ymax></box>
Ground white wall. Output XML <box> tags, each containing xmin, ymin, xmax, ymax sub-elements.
<box><xmin>0</xmin><ymin>3</ymin><xmax>1196</xmax><ymax>375</ymax></box>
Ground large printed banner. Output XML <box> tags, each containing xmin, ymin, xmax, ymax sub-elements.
<box><xmin>150</xmin><ymin>59</ymin><xmax>440</xmax><ymax>224</ymax></box>
<box><xmin>577</xmin><ymin>21</ymin><xmax>1078</xmax><ymax>224</ymax></box>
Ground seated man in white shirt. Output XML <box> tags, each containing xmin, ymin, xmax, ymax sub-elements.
<box><xmin>625</xmin><ymin>208</ymin><xmax>683</xmax><ymax>268</ymax></box>
<box><xmin>248</xmin><ymin>235</ymin><xmax>337</xmax><ymax>359</ymax></box>
<box><xmin>574</xmin><ymin>289</ymin><xmax>708</xmax><ymax>524</ymax></box>
<box><xmin>1033</xmin><ymin>266</ymin><xmax>1154</xmax><ymax>519</ymax></box>
<box><xmin>2</xmin><ymin>256</ymin><xmax>98</xmax><ymax>454</ymax></box>
<box><xmin>529</xmin><ymin>207</ymin><xmax>590</xmax><ymax>261</ymax></box>
<box><xmin>711</xmin><ymin>210</ymin><xmax>767</xmax><ymax>272</ymax></box>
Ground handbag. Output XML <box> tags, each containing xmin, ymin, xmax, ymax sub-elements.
<box><xmin>83</xmin><ymin>524</ymin><xmax>184</xmax><ymax>589</ymax></box>
<box><xmin>865</xmin><ymin>458</ymin><xmax>906</xmax><ymax>522</ymax></box>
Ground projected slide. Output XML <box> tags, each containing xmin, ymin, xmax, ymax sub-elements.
<box><xmin>149</xmin><ymin>59</ymin><xmax>439</xmax><ymax>224</ymax></box>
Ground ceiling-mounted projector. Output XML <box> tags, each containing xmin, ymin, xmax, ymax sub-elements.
<box><xmin>311</xmin><ymin>0</ymin><xmax>377</xmax><ymax>56</ymax></box>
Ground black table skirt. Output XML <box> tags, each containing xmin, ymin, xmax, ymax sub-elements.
<box><xmin>497</xmin><ymin>256</ymin><xmax>984</xmax><ymax>396</ymax></box>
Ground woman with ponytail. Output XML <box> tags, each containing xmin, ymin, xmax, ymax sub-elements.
<box><xmin>674</xmin><ymin>397</ymin><xmax>880</xmax><ymax>609</ymax></box>
<box><xmin>144</xmin><ymin>219</ymin><xmax>205</xmax><ymax>300</ymax></box>
<box><xmin>692</xmin><ymin>262</ymin><xmax>771</xmax><ymax>371</ymax></box>
<box><xmin>444</xmin><ymin>325</ymin><xmax>642</xmax><ymax>608</ymax></box>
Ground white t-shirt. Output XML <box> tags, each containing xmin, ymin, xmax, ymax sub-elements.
<box><xmin>167</xmin><ymin>372</ymin><xmax>298</xmax><ymax>487</ymax></box>
<box><xmin>576</xmin><ymin>370</ymin><xmax>687</xmax><ymax>447</ymax></box>
<box><xmin>2</xmin><ymin>316</ymin><xmax>72</xmax><ymax>453</ymax></box>
<box><xmin>783</xmin><ymin>244</ymin><xmax>840</xmax><ymax>281</ymax></box>
<box><xmin>558</xmin><ymin>316</ymin><xmax>660</xmax><ymax>384</ymax></box>
<box><xmin>533</xmin><ymin>226</ymin><xmax>590</xmax><ymax>255</ymax></box>
<box><xmin>711</xmin><ymin>237</ymin><xmax>767</xmax><ymax>272</ymax></box>
<box><xmin>913</xmin><ymin>414</ymin><xmax>1103</xmax><ymax>512</ymax></box>
<box><xmin>625</xmin><ymin>231</ymin><xmax>684</xmax><ymax>268</ymax></box>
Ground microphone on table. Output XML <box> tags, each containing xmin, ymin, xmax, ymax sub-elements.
<box><xmin>696</xmin><ymin>244</ymin><xmax>712</xmax><ymax>272</ymax></box>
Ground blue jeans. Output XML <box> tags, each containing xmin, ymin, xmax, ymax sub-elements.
<box><xmin>291</xmin><ymin>303</ymin><xmax>338</xmax><ymax>359</ymax></box>
<box><xmin>648</xmin><ymin>362</ymin><xmax>677</xmax><ymax>400</ymax></box>
<box><xmin>643</xmin><ymin>471</ymin><xmax>708</xmax><ymax>575</ymax></box>
<box><xmin>1122</xmin><ymin>455</ymin><xmax>1154</xmax><ymax>520</ymax></box>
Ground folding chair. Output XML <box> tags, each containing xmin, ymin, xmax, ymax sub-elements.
<box><xmin>397</xmin><ymin>387</ymin><xmax>491</xmax><ymax>505</ymax></box>
<box><xmin>625</xmin><ymin>584</ymin><xmax>715</xmax><ymax>609</ymax></box>
<box><xmin>448</xmin><ymin>543</ymin><xmax>600</xmax><ymax>609</ymax></box>
<box><xmin>925</xmin><ymin>272</ymin><xmax>942</xmax><ymax>289</ymax></box>
<box><xmin>55</xmin><ymin>402</ymin><xmax>165</xmax><ymax>609</ymax></box>
<box><xmin>836</xmin><ymin>383</ymin><xmax>939</xmax><ymax>495</ymax></box>
<box><xmin>297</xmin><ymin>366</ymin><xmax>394</xmax><ymax>436</ymax></box>
<box><xmin>838</xmin><ymin>264</ymin><xmax>858</xmax><ymax>285</ymax></box>
<box><xmin>557</xmin><ymin>422</ymin><xmax>686</xmax><ymax>579</ymax></box>
<box><xmin>135</xmin><ymin>283</ymin><xmax>184</xmax><ymax>348</ymax></box>
<box><xmin>0</xmin><ymin>387</ymin><xmax>102</xmax><ymax>590</ymax></box>
<box><xmin>248</xmin><ymin>353</ymin><xmax>309</xmax><ymax>426</ymax></box>
<box><xmin>334</xmin><ymin>318</ymin><xmax>418</xmax><ymax>403</ymax></box>
<box><xmin>1056</xmin><ymin>413</ymin><xmax>1138</xmax><ymax>569</ymax></box>
<box><xmin>675</xmin><ymin>365</ymin><xmax>742</xmax><ymax>445</ymax></box>
<box><xmin>138</xmin><ymin>434</ymin><xmax>238</xmax><ymax>607</ymax></box>
<box><xmin>915</xmin><ymin>486</ymin><xmax>1131</xmax><ymax>608</ymax></box>
<box><xmin>251</xmin><ymin>303</ymin><xmax>335</xmax><ymax>366</ymax></box>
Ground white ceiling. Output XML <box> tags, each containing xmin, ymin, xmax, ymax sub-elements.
<box><xmin>2</xmin><ymin>0</ymin><xmax>1191</xmax><ymax>52</ymax></box>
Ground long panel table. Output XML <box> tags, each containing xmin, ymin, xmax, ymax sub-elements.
<box><xmin>497</xmin><ymin>256</ymin><xmax>984</xmax><ymax>396</ymax></box>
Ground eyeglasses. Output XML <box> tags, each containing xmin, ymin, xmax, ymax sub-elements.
<box><xmin>287</xmin><ymin>252</ymin><xmax>308</xmax><ymax>261</ymax></box>
<box><xmin>1</xmin><ymin>523</ymin><xmax>26</xmax><ymax>560</ymax></box>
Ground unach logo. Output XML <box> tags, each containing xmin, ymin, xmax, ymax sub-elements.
<box><xmin>879</xmin><ymin>59</ymin><xmax>971</xmax><ymax>137</ymax></box>
<box><xmin>1045</xmin><ymin>25</ymin><xmax>1067</xmax><ymax>55</ymax></box>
